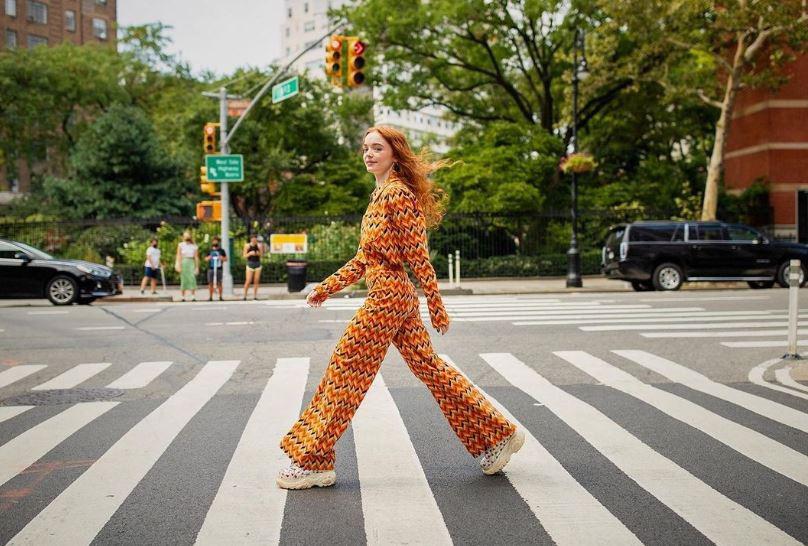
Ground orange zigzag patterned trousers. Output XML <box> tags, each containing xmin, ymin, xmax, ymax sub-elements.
<box><xmin>280</xmin><ymin>268</ymin><xmax>516</xmax><ymax>471</ymax></box>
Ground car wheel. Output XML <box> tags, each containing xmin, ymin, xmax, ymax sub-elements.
<box><xmin>652</xmin><ymin>263</ymin><xmax>683</xmax><ymax>291</ymax></box>
<box><xmin>747</xmin><ymin>281</ymin><xmax>775</xmax><ymax>289</ymax></box>
<box><xmin>776</xmin><ymin>261</ymin><xmax>807</xmax><ymax>288</ymax></box>
<box><xmin>630</xmin><ymin>280</ymin><xmax>654</xmax><ymax>292</ymax></box>
<box><xmin>46</xmin><ymin>275</ymin><xmax>79</xmax><ymax>305</ymax></box>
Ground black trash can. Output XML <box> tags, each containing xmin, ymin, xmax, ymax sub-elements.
<box><xmin>286</xmin><ymin>259</ymin><xmax>307</xmax><ymax>292</ymax></box>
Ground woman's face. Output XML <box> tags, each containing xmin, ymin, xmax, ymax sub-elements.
<box><xmin>362</xmin><ymin>131</ymin><xmax>395</xmax><ymax>175</ymax></box>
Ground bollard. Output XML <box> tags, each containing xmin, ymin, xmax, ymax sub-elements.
<box><xmin>448</xmin><ymin>254</ymin><xmax>454</xmax><ymax>286</ymax></box>
<box><xmin>455</xmin><ymin>250</ymin><xmax>461</xmax><ymax>288</ymax></box>
<box><xmin>783</xmin><ymin>259</ymin><xmax>802</xmax><ymax>360</ymax></box>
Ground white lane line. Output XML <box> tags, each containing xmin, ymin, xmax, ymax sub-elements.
<box><xmin>643</xmin><ymin>329</ymin><xmax>800</xmax><ymax>338</ymax></box>
<box><xmin>27</xmin><ymin>310</ymin><xmax>69</xmax><ymax>315</ymax></box>
<box><xmin>0</xmin><ymin>406</ymin><xmax>34</xmax><ymax>424</ymax></box>
<box><xmin>0</xmin><ymin>365</ymin><xmax>47</xmax><ymax>389</ymax></box>
<box><xmin>10</xmin><ymin>360</ymin><xmax>239</xmax><ymax>545</ymax></box>
<box><xmin>775</xmin><ymin>368</ymin><xmax>808</xmax><ymax>394</ymax></box>
<box><xmin>0</xmin><ymin>402</ymin><xmax>118</xmax><ymax>487</ymax></box>
<box><xmin>481</xmin><ymin>353</ymin><xmax>800</xmax><ymax>546</ymax></box>
<box><xmin>747</xmin><ymin>359</ymin><xmax>808</xmax><ymax>401</ymax></box>
<box><xmin>583</xmin><ymin>320</ymin><xmax>808</xmax><ymax>331</ymax></box>
<box><xmin>352</xmin><ymin>373</ymin><xmax>452</xmax><ymax>545</ymax></box>
<box><xmin>555</xmin><ymin>351</ymin><xmax>808</xmax><ymax>487</ymax></box>
<box><xmin>75</xmin><ymin>326</ymin><xmax>126</xmax><ymax>331</ymax></box>
<box><xmin>639</xmin><ymin>296</ymin><xmax>770</xmax><ymax>302</ymax></box>
<box><xmin>519</xmin><ymin>315</ymin><xmax>798</xmax><ymax>327</ymax></box>
<box><xmin>723</xmin><ymin>340</ymin><xmax>808</xmax><ymax>348</ymax></box>
<box><xmin>441</xmin><ymin>354</ymin><xmax>640</xmax><ymax>545</ymax></box>
<box><xmin>105</xmin><ymin>362</ymin><xmax>173</xmax><ymax>390</ymax></box>
<box><xmin>196</xmin><ymin>358</ymin><xmax>309</xmax><ymax>545</ymax></box>
<box><xmin>614</xmin><ymin>350</ymin><xmax>808</xmax><ymax>434</ymax></box>
<box><xmin>32</xmin><ymin>363</ymin><xmax>111</xmax><ymax>390</ymax></box>
<box><xmin>449</xmin><ymin>307</ymin><xmax>701</xmax><ymax>318</ymax></box>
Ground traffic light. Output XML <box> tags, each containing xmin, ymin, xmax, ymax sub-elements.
<box><xmin>346</xmin><ymin>37</ymin><xmax>366</xmax><ymax>87</ymax></box>
<box><xmin>325</xmin><ymin>35</ymin><xmax>343</xmax><ymax>86</ymax></box>
<box><xmin>203</xmin><ymin>123</ymin><xmax>218</xmax><ymax>154</ymax></box>
<box><xmin>199</xmin><ymin>166</ymin><xmax>217</xmax><ymax>195</ymax></box>
<box><xmin>196</xmin><ymin>200</ymin><xmax>221</xmax><ymax>222</ymax></box>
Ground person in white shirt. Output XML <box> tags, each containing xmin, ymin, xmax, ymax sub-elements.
<box><xmin>139</xmin><ymin>238</ymin><xmax>162</xmax><ymax>295</ymax></box>
<box><xmin>176</xmin><ymin>231</ymin><xmax>199</xmax><ymax>301</ymax></box>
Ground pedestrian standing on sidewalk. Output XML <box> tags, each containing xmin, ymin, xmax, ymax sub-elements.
<box><xmin>242</xmin><ymin>234</ymin><xmax>263</xmax><ymax>300</ymax></box>
<box><xmin>277</xmin><ymin>126</ymin><xmax>524</xmax><ymax>490</ymax></box>
<box><xmin>205</xmin><ymin>236</ymin><xmax>227</xmax><ymax>301</ymax></box>
<box><xmin>139</xmin><ymin>238</ymin><xmax>161</xmax><ymax>295</ymax></box>
<box><xmin>176</xmin><ymin>231</ymin><xmax>199</xmax><ymax>302</ymax></box>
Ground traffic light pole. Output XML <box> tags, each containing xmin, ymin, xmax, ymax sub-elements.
<box><xmin>218</xmin><ymin>86</ymin><xmax>234</xmax><ymax>296</ymax></box>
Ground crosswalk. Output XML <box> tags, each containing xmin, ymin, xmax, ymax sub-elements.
<box><xmin>0</xmin><ymin>350</ymin><xmax>806</xmax><ymax>544</ymax></box>
<box><xmin>275</xmin><ymin>295</ymin><xmax>808</xmax><ymax>351</ymax></box>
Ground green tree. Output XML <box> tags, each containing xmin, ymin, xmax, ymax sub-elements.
<box><xmin>40</xmin><ymin>105</ymin><xmax>193</xmax><ymax>219</ymax></box>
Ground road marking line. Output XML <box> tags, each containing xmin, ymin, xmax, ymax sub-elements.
<box><xmin>517</xmin><ymin>315</ymin><xmax>799</xmax><ymax>326</ymax></box>
<box><xmin>75</xmin><ymin>326</ymin><xmax>126</xmax><ymax>331</ymax></box>
<box><xmin>27</xmin><ymin>310</ymin><xmax>69</xmax><ymax>315</ymax></box>
<box><xmin>0</xmin><ymin>364</ymin><xmax>47</xmax><ymax>389</ymax></box>
<box><xmin>9</xmin><ymin>360</ymin><xmax>239</xmax><ymax>545</ymax></box>
<box><xmin>441</xmin><ymin>354</ymin><xmax>640</xmax><ymax>545</ymax></box>
<box><xmin>639</xmin><ymin>296</ymin><xmax>770</xmax><ymax>302</ymax></box>
<box><xmin>105</xmin><ymin>361</ymin><xmax>173</xmax><ymax>390</ymax></box>
<box><xmin>352</xmin><ymin>373</ymin><xmax>453</xmax><ymax>545</ymax></box>
<box><xmin>32</xmin><ymin>363</ymin><xmax>111</xmax><ymax>390</ymax></box>
<box><xmin>583</xmin><ymin>320</ymin><xmax>807</xmax><ymax>331</ymax></box>
<box><xmin>747</xmin><ymin>359</ymin><xmax>808</xmax><ymax>401</ymax></box>
<box><xmin>723</xmin><ymin>340</ymin><xmax>808</xmax><ymax>348</ymax></box>
<box><xmin>196</xmin><ymin>358</ymin><xmax>309</xmax><ymax>545</ymax></box>
<box><xmin>614</xmin><ymin>350</ymin><xmax>808</xmax><ymax>434</ymax></box>
<box><xmin>0</xmin><ymin>402</ymin><xmax>118</xmax><ymax>487</ymax></box>
<box><xmin>481</xmin><ymin>352</ymin><xmax>799</xmax><ymax>545</ymax></box>
<box><xmin>775</xmin><ymin>368</ymin><xmax>808</xmax><ymax>394</ymax></box>
<box><xmin>643</xmin><ymin>329</ymin><xmax>803</xmax><ymax>338</ymax></box>
<box><xmin>555</xmin><ymin>351</ymin><xmax>808</xmax><ymax>486</ymax></box>
<box><xmin>0</xmin><ymin>406</ymin><xmax>34</xmax><ymax>424</ymax></box>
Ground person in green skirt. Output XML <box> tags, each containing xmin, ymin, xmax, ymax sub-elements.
<box><xmin>175</xmin><ymin>231</ymin><xmax>199</xmax><ymax>302</ymax></box>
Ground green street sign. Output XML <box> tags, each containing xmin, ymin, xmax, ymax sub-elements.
<box><xmin>272</xmin><ymin>76</ymin><xmax>299</xmax><ymax>104</ymax></box>
<box><xmin>205</xmin><ymin>154</ymin><xmax>244</xmax><ymax>182</ymax></box>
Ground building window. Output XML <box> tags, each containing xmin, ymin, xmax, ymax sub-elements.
<box><xmin>285</xmin><ymin>27</ymin><xmax>290</xmax><ymax>37</ymax></box>
<box><xmin>287</xmin><ymin>7</ymin><xmax>291</xmax><ymax>17</ymax></box>
<box><xmin>27</xmin><ymin>0</ymin><xmax>47</xmax><ymax>24</ymax></box>
<box><xmin>96</xmin><ymin>0</ymin><xmax>107</xmax><ymax>4</ymax></box>
<box><xmin>304</xmin><ymin>20</ymin><xmax>315</xmax><ymax>32</ymax></box>
<box><xmin>5</xmin><ymin>0</ymin><xmax>16</xmax><ymax>17</ymax></box>
<box><xmin>65</xmin><ymin>10</ymin><xmax>76</xmax><ymax>32</ymax></box>
<box><xmin>304</xmin><ymin>2</ymin><xmax>309</xmax><ymax>12</ymax></box>
<box><xmin>27</xmin><ymin>34</ymin><xmax>47</xmax><ymax>47</ymax></box>
<box><xmin>286</xmin><ymin>47</ymin><xmax>290</xmax><ymax>56</ymax></box>
<box><xmin>5</xmin><ymin>29</ymin><xmax>17</xmax><ymax>48</ymax></box>
<box><xmin>92</xmin><ymin>18</ymin><xmax>107</xmax><ymax>40</ymax></box>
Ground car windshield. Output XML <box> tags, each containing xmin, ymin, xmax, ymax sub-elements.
<box><xmin>13</xmin><ymin>241</ymin><xmax>54</xmax><ymax>260</ymax></box>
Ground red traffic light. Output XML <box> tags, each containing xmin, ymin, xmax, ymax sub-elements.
<box><xmin>204</xmin><ymin>125</ymin><xmax>216</xmax><ymax>136</ymax></box>
<box><xmin>353</xmin><ymin>40</ymin><xmax>365</xmax><ymax>56</ymax></box>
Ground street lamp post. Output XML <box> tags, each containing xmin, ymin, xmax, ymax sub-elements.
<box><xmin>566</xmin><ymin>28</ymin><xmax>589</xmax><ymax>288</ymax></box>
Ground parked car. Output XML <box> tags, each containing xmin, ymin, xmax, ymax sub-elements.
<box><xmin>0</xmin><ymin>238</ymin><xmax>123</xmax><ymax>305</ymax></box>
<box><xmin>601</xmin><ymin>221</ymin><xmax>808</xmax><ymax>291</ymax></box>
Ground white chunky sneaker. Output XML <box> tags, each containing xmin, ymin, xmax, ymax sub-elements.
<box><xmin>276</xmin><ymin>461</ymin><xmax>336</xmax><ymax>490</ymax></box>
<box><xmin>479</xmin><ymin>428</ymin><xmax>525</xmax><ymax>475</ymax></box>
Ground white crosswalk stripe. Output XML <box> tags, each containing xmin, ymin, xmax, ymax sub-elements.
<box><xmin>0</xmin><ymin>365</ymin><xmax>46</xmax><ymax>389</ymax></box>
<box><xmin>0</xmin><ymin>349</ymin><xmax>805</xmax><ymax>544</ymax></box>
<box><xmin>32</xmin><ymin>362</ymin><xmax>111</xmax><ymax>390</ymax></box>
<box><xmin>480</xmin><ymin>352</ymin><xmax>800</xmax><ymax>545</ymax></box>
<box><xmin>353</xmin><ymin>373</ymin><xmax>453</xmax><ymax>545</ymax></box>
<box><xmin>614</xmin><ymin>350</ymin><xmax>808</xmax><ymax>433</ymax></box>
<box><xmin>9</xmin><ymin>360</ymin><xmax>239</xmax><ymax>545</ymax></box>
<box><xmin>440</xmin><ymin>354</ymin><xmax>642</xmax><ymax>545</ymax></box>
<box><xmin>195</xmin><ymin>358</ymin><xmax>310</xmax><ymax>545</ymax></box>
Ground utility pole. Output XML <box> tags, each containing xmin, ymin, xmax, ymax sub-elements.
<box><xmin>218</xmin><ymin>86</ymin><xmax>233</xmax><ymax>296</ymax></box>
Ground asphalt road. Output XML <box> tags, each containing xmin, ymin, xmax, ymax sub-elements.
<box><xmin>0</xmin><ymin>289</ymin><xmax>806</xmax><ymax>545</ymax></box>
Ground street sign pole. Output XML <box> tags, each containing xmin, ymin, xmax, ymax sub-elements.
<box><xmin>219</xmin><ymin>86</ymin><xmax>233</xmax><ymax>297</ymax></box>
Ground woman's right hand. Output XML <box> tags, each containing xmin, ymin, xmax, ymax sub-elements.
<box><xmin>306</xmin><ymin>289</ymin><xmax>326</xmax><ymax>308</ymax></box>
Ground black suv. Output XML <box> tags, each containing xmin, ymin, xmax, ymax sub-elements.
<box><xmin>0</xmin><ymin>238</ymin><xmax>123</xmax><ymax>304</ymax></box>
<box><xmin>602</xmin><ymin>221</ymin><xmax>808</xmax><ymax>291</ymax></box>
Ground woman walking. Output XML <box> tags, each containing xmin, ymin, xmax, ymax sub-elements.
<box><xmin>242</xmin><ymin>234</ymin><xmax>263</xmax><ymax>300</ymax></box>
<box><xmin>176</xmin><ymin>231</ymin><xmax>199</xmax><ymax>302</ymax></box>
<box><xmin>277</xmin><ymin>126</ymin><xmax>524</xmax><ymax>490</ymax></box>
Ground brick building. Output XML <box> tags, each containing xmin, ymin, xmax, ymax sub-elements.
<box><xmin>0</xmin><ymin>0</ymin><xmax>117</xmax><ymax>202</ymax></box>
<box><xmin>724</xmin><ymin>53</ymin><xmax>808</xmax><ymax>241</ymax></box>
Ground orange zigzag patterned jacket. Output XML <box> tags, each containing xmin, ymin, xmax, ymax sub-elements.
<box><xmin>310</xmin><ymin>177</ymin><xmax>450</xmax><ymax>330</ymax></box>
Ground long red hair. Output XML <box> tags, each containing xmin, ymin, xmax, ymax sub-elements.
<box><xmin>363</xmin><ymin>125</ymin><xmax>450</xmax><ymax>229</ymax></box>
